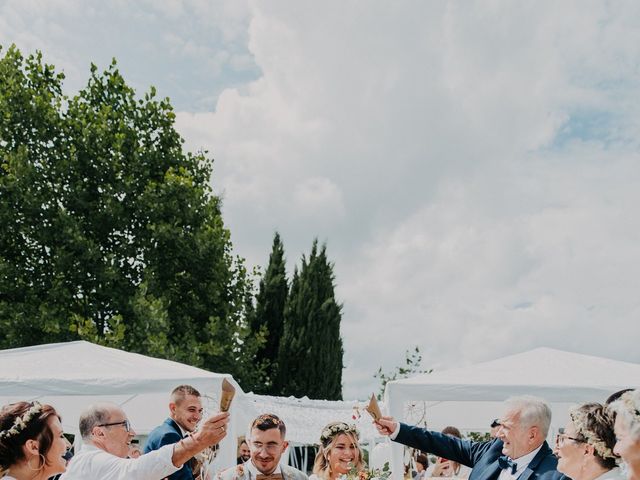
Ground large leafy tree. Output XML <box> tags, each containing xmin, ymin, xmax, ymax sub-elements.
<box><xmin>0</xmin><ymin>45</ymin><xmax>263</xmax><ymax>388</ymax></box>
<box><xmin>275</xmin><ymin>240</ymin><xmax>343</xmax><ymax>400</ymax></box>
<box><xmin>251</xmin><ymin>232</ymin><xmax>288</xmax><ymax>393</ymax></box>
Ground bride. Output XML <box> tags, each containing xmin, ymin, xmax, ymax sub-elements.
<box><xmin>310</xmin><ymin>422</ymin><xmax>365</xmax><ymax>480</ymax></box>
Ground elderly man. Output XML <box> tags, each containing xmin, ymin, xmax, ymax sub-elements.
<box><xmin>218</xmin><ymin>413</ymin><xmax>307</xmax><ymax>480</ymax></box>
<box><xmin>61</xmin><ymin>402</ymin><xmax>229</xmax><ymax>480</ymax></box>
<box><xmin>375</xmin><ymin>396</ymin><xmax>565</xmax><ymax>480</ymax></box>
<box><xmin>145</xmin><ymin>385</ymin><xmax>204</xmax><ymax>480</ymax></box>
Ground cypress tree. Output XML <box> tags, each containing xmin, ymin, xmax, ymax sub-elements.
<box><xmin>275</xmin><ymin>239</ymin><xmax>344</xmax><ymax>400</ymax></box>
<box><xmin>251</xmin><ymin>232</ymin><xmax>288</xmax><ymax>393</ymax></box>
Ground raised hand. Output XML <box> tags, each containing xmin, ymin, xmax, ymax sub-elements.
<box><xmin>374</xmin><ymin>416</ymin><xmax>398</xmax><ymax>436</ymax></box>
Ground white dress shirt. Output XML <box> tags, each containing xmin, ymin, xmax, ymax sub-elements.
<box><xmin>497</xmin><ymin>445</ymin><xmax>542</xmax><ymax>480</ymax></box>
<box><xmin>60</xmin><ymin>443</ymin><xmax>180</xmax><ymax>480</ymax></box>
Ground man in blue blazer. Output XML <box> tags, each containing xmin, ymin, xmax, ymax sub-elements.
<box><xmin>376</xmin><ymin>396</ymin><xmax>566</xmax><ymax>480</ymax></box>
<box><xmin>145</xmin><ymin>385</ymin><xmax>205</xmax><ymax>480</ymax></box>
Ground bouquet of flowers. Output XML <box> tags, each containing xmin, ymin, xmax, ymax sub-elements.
<box><xmin>340</xmin><ymin>462</ymin><xmax>392</xmax><ymax>480</ymax></box>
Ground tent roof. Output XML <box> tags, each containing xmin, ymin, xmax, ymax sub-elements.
<box><xmin>386</xmin><ymin>347</ymin><xmax>640</xmax><ymax>402</ymax></box>
<box><xmin>0</xmin><ymin>341</ymin><xmax>231</xmax><ymax>396</ymax></box>
<box><xmin>238</xmin><ymin>393</ymin><xmax>382</xmax><ymax>445</ymax></box>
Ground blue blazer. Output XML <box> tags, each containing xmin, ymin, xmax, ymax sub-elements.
<box><xmin>145</xmin><ymin>418</ymin><xmax>194</xmax><ymax>480</ymax></box>
<box><xmin>396</xmin><ymin>424</ymin><xmax>566</xmax><ymax>480</ymax></box>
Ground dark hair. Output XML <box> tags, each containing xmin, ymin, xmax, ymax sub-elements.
<box><xmin>0</xmin><ymin>402</ymin><xmax>60</xmax><ymax>471</ymax></box>
<box><xmin>251</xmin><ymin>413</ymin><xmax>286</xmax><ymax>437</ymax></box>
<box><xmin>605</xmin><ymin>388</ymin><xmax>634</xmax><ymax>405</ymax></box>
<box><xmin>570</xmin><ymin>403</ymin><xmax>618</xmax><ymax>470</ymax></box>
<box><xmin>416</xmin><ymin>453</ymin><xmax>429</xmax><ymax>469</ymax></box>
<box><xmin>441</xmin><ymin>426</ymin><xmax>462</xmax><ymax>438</ymax></box>
<box><xmin>171</xmin><ymin>385</ymin><xmax>201</xmax><ymax>404</ymax></box>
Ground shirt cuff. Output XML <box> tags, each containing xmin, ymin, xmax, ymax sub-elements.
<box><xmin>390</xmin><ymin>422</ymin><xmax>401</xmax><ymax>440</ymax></box>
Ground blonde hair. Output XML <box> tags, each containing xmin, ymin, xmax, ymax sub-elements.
<box><xmin>313</xmin><ymin>422</ymin><xmax>364</xmax><ymax>479</ymax></box>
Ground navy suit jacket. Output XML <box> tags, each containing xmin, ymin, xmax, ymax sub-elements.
<box><xmin>145</xmin><ymin>418</ymin><xmax>194</xmax><ymax>480</ymax></box>
<box><xmin>395</xmin><ymin>424</ymin><xmax>566</xmax><ymax>480</ymax></box>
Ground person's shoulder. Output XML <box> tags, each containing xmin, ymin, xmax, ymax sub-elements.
<box><xmin>146</xmin><ymin>420</ymin><xmax>181</xmax><ymax>450</ymax></box>
<box><xmin>283</xmin><ymin>464</ymin><xmax>309</xmax><ymax>480</ymax></box>
<box><xmin>218</xmin><ymin>463</ymin><xmax>248</xmax><ymax>480</ymax></box>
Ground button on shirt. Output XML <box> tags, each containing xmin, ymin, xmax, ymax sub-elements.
<box><xmin>497</xmin><ymin>445</ymin><xmax>542</xmax><ymax>480</ymax></box>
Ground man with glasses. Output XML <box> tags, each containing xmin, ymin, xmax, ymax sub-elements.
<box><xmin>218</xmin><ymin>413</ymin><xmax>308</xmax><ymax>480</ymax></box>
<box><xmin>145</xmin><ymin>385</ymin><xmax>204</xmax><ymax>480</ymax></box>
<box><xmin>61</xmin><ymin>402</ymin><xmax>229</xmax><ymax>480</ymax></box>
<box><xmin>375</xmin><ymin>396</ymin><xmax>566</xmax><ymax>480</ymax></box>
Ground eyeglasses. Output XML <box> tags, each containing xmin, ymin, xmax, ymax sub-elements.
<box><xmin>555</xmin><ymin>433</ymin><xmax>585</xmax><ymax>446</ymax></box>
<box><xmin>98</xmin><ymin>420</ymin><xmax>131</xmax><ymax>432</ymax></box>
<box><xmin>250</xmin><ymin>441</ymin><xmax>282</xmax><ymax>454</ymax></box>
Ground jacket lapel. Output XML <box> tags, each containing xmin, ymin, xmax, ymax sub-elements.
<box><xmin>517</xmin><ymin>442</ymin><xmax>551</xmax><ymax>480</ymax></box>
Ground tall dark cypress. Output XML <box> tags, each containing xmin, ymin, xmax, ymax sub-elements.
<box><xmin>251</xmin><ymin>232</ymin><xmax>288</xmax><ymax>393</ymax></box>
<box><xmin>275</xmin><ymin>240</ymin><xmax>344</xmax><ymax>400</ymax></box>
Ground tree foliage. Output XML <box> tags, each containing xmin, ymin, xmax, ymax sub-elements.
<box><xmin>0</xmin><ymin>45</ymin><xmax>264</xmax><ymax>389</ymax></box>
<box><xmin>275</xmin><ymin>240</ymin><xmax>343</xmax><ymax>400</ymax></box>
<box><xmin>251</xmin><ymin>232</ymin><xmax>288</xmax><ymax>393</ymax></box>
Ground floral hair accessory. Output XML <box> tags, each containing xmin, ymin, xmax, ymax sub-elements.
<box><xmin>569</xmin><ymin>407</ymin><xmax>616</xmax><ymax>460</ymax></box>
<box><xmin>619</xmin><ymin>391</ymin><xmax>640</xmax><ymax>422</ymax></box>
<box><xmin>0</xmin><ymin>402</ymin><xmax>43</xmax><ymax>439</ymax></box>
<box><xmin>320</xmin><ymin>422</ymin><xmax>359</xmax><ymax>446</ymax></box>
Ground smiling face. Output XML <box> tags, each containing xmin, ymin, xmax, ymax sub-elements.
<box><xmin>170</xmin><ymin>394</ymin><xmax>203</xmax><ymax>433</ymax></box>
<box><xmin>43</xmin><ymin>416</ymin><xmax>70</xmax><ymax>477</ymax></box>
<box><xmin>497</xmin><ymin>409</ymin><xmax>538</xmax><ymax>459</ymax></box>
<box><xmin>614</xmin><ymin>415</ymin><xmax>640</xmax><ymax>471</ymax></box>
<box><xmin>554</xmin><ymin>421</ymin><xmax>586</xmax><ymax>478</ymax></box>
<box><xmin>328</xmin><ymin>433</ymin><xmax>360</xmax><ymax>475</ymax></box>
<box><xmin>93</xmin><ymin>407</ymin><xmax>136</xmax><ymax>458</ymax></box>
<box><xmin>249</xmin><ymin>426</ymin><xmax>287</xmax><ymax>475</ymax></box>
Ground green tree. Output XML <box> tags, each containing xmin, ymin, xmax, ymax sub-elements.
<box><xmin>275</xmin><ymin>239</ymin><xmax>343</xmax><ymax>400</ymax></box>
<box><xmin>251</xmin><ymin>232</ymin><xmax>288</xmax><ymax>393</ymax></box>
<box><xmin>0</xmin><ymin>45</ymin><xmax>263</xmax><ymax>389</ymax></box>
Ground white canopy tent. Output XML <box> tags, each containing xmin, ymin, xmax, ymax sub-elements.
<box><xmin>237</xmin><ymin>393</ymin><xmax>384</xmax><ymax>472</ymax></box>
<box><xmin>0</xmin><ymin>341</ymin><xmax>243</xmax><ymax>469</ymax></box>
<box><xmin>384</xmin><ymin>347</ymin><xmax>640</xmax><ymax>479</ymax></box>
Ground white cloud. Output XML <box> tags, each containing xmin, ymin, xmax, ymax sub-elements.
<box><xmin>4</xmin><ymin>0</ymin><xmax>640</xmax><ymax>400</ymax></box>
<box><xmin>175</xmin><ymin>1</ymin><xmax>640</xmax><ymax>399</ymax></box>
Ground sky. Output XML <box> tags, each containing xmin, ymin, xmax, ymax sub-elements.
<box><xmin>3</xmin><ymin>0</ymin><xmax>640</xmax><ymax>400</ymax></box>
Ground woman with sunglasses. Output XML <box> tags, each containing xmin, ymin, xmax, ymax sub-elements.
<box><xmin>0</xmin><ymin>401</ymin><xmax>70</xmax><ymax>480</ymax></box>
<box><xmin>554</xmin><ymin>402</ymin><xmax>623</xmax><ymax>480</ymax></box>
<box><xmin>609</xmin><ymin>389</ymin><xmax>640</xmax><ymax>480</ymax></box>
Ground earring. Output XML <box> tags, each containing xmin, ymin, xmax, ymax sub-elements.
<box><xmin>27</xmin><ymin>453</ymin><xmax>45</xmax><ymax>471</ymax></box>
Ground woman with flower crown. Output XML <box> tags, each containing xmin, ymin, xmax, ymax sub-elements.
<box><xmin>0</xmin><ymin>401</ymin><xmax>70</xmax><ymax>480</ymax></box>
<box><xmin>553</xmin><ymin>402</ymin><xmax>624</xmax><ymax>480</ymax></box>
<box><xmin>609</xmin><ymin>389</ymin><xmax>640</xmax><ymax>480</ymax></box>
<box><xmin>310</xmin><ymin>422</ymin><xmax>365</xmax><ymax>480</ymax></box>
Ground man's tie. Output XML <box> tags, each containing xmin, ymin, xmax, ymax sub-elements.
<box><xmin>257</xmin><ymin>474</ymin><xmax>283</xmax><ymax>480</ymax></box>
<box><xmin>498</xmin><ymin>455</ymin><xmax>517</xmax><ymax>475</ymax></box>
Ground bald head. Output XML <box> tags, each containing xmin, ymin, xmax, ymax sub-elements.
<box><xmin>79</xmin><ymin>402</ymin><xmax>123</xmax><ymax>441</ymax></box>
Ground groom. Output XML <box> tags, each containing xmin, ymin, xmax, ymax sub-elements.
<box><xmin>375</xmin><ymin>395</ymin><xmax>565</xmax><ymax>480</ymax></box>
<box><xmin>218</xmin><ymin>413</ymin><xmax>307</xmax><ymax>480</ymax></box>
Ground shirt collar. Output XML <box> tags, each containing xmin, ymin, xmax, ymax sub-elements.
<box><xmin>512</xmin><ymin>444</ymin><xmax>543</xmax><ymax>472</ymax></box>
<box><xmin>246</xmin><ymin>460</ymin><xmax>282</xmax><ymax>477</ymax></box>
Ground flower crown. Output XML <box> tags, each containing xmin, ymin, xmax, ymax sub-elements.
<box><xmin>569</xmin><ymin>407</ymin><xmax>616</xmax><ymax>460</ymax></box>
<box><xmin>0</xmin><ymin>402</ymin><xmax>43</xmax><ymax>440</ymax></box>
<box><xmin>619</xmin><ymin>391</ymin><xmax>640</xmax><ymax>422</ymax></box>
<box><xmin>320</xmin><ymin>422</ymin><xmax>359</xmax><ymax>446</ymax></box>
